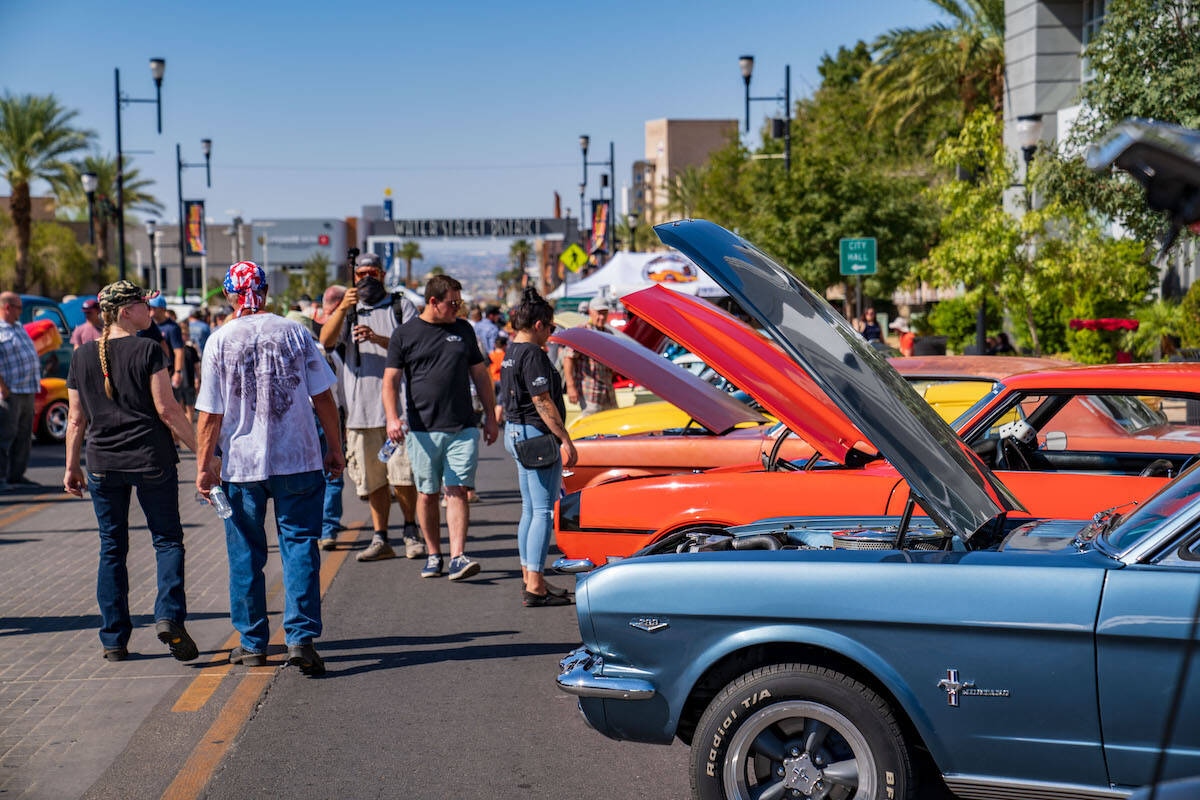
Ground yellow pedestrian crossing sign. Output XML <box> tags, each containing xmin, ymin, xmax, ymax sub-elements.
<box><xmin>560</xmin><ymin>243</ymin><xmax>588</xmax><ymax>273</ymax></box>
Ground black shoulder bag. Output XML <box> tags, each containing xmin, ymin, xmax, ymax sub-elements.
<box><xmin>511</xmin><ymin>359</ymin><xmax>560</xmax><ymax>470</ymax></box>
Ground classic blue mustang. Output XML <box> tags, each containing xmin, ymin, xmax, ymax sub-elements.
<box><xmin>556</xmin><ymin>209</ymin><xmax>1200</xmax><ymax>798</ymax></box>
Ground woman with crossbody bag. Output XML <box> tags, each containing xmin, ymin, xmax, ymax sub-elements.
<box><xmin>499</xmin><ymin>288</ymin><xmax>577</xmax><ymax>607</ymax></box>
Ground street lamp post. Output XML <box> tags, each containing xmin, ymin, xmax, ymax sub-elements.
<box><xmin>579</xmin><ymin>134</ymin><xmax>616</xmax><ymax>258</ymax></box>
<box><xmin>1016</xmin><ymin>114</ymin><xmax>1044</xmax><ymax>208</ymax></box>
<box><xmin>628</xmin><ymin>211</ymin><xmax>638</xmax><ymax>251</ymax></box>
<box><xmin>176</xmin><ymin>139</ymin><xmax>213</xmax><ymax>294</ymax></box>
<box><xmin>114</xmin><ymin>58</ymin><xmax>165</xmax><ymax>280</ymax></box>
<box><xmin>81</xmin><ymin>171</ymin><xmax>98</xmax><ymax>245</ymax></box>
<box><xmin>739</xmin><ymin>55</ymin><xmax>791</xmax><ymax>174</ymax></box>
<box><xmin>146</xmin><ymin>220</ymin><xmax>158</xmax><ymax>289</ymax></box>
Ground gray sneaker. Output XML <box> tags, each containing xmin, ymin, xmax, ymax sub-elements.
<box><xmin>402</xmin><ymin>524</ymin><xmax>425</xmax><ymax>559</ymax></box>
<box><xmin>447</xmin><ymin>554</ymin><xmax>480</xmax><ymax>581</ymax></box>
<box><xmin>356</xmin><ymin>537</ymin><xmax>395</xmax><ymax>562</ymax></box>
<box><xmin>319</xmin><ymin>537</ymin><xmax>337</xmax><ymax>551</ymax></box>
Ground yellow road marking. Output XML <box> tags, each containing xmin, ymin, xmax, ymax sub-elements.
<box><xmin>0</xmin><ymin>502</ymin><xmax>50</xmax><ymax>530</ymax></box>
<box><xmin>170</xmin><ymin>522</ymin><xmax>364</xmax><ymax>712</ymax></box>
<box><xmin>160</xmin><ymin>671</ymin><xmax>272</xmax><ymax>800</ymax></box>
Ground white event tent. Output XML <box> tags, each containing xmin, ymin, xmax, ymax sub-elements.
<box><xmin>547</xmin><ymin>251</ymin><xmax>727</xmax><ymax>300</ymax></box>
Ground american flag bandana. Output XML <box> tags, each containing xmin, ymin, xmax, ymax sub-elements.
<box><xmin>223</xmin><ymin>261</ymin><xmax>267</xmax><ymax>316</ymax></box>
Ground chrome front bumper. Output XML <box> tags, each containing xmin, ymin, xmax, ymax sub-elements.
<box><xmin>556</xmin><ymin>647</ymin><xmax>656</xmax><ymax>700</ymax></box>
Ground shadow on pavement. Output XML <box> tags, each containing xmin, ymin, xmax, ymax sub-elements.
<box><xmin>318</xmin><ymin>630</ymin><xmax>518</xmax><ymax>651</ymax></box>
<box><xmin>320</xmin><ymin>639</ymin><xmax>577</xmax><ymax>678</ymax></box>
<box><xmin>0</xmin><ymin>611</ymin><xmax>230</xmax><ymax>636</ymax></box>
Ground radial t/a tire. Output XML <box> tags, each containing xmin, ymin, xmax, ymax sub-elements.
<box><xmin>690</xmin><ymin>663</ymin><xmax>913</xmax><ymax>800</ymax></box>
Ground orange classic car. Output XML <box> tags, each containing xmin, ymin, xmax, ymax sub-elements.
<box><xmin>554</xmin><ymin>222</ymin><xmax>1200</xmax><ymax>570</ymax></box>
<box><xmin>555</xmin><ymin>322</ymin><xmax>1069</xmax><ymax>494</ymax></box>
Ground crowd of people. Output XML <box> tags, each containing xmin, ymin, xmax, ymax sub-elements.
<box><xmin>42</xmin><ymin>256</ymin><xmax>596</xmax><ymax>671</ymax></box>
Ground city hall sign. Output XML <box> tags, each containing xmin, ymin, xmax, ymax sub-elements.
<box><xmin>368</xmin><ymin>218</ymin><xmax>569</xmax><ymax>239</ymax></box>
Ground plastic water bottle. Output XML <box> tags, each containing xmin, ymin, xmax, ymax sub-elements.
<box><xmin>377</xmin><ymin>438</ymin><xmax>399</xmax><ymax>463</ymax></box>
<box><xmin>205</xmin><ymin>486</ymin><xmax>233</xmax><ymax>519</ymax></box>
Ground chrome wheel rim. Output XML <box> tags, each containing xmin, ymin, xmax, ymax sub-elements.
<box><xmin>723</xmin><ymin>700</ymin><xmax>876</xmax><ymax>800</ymax></box>
<box><xmin>45</xmin><ymin>403</ymin><xmax>68</xmax><ymax>441</ymax></box>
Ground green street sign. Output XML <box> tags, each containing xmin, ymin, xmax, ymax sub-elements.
<box><xmin>560</xmin><ymin>243</ymin><xmax>588</xmax><ymax>273</ymax></box>
<box><xmin>839</xmin><ymin>237</ymin><xmax>877</xmax><ymax>276</ymax></box>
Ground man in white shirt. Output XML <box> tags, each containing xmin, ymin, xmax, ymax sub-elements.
<box><xmin>195</xmin><ymin>262</ymin><xmax>344</xmax><ymax>676</ymax></box>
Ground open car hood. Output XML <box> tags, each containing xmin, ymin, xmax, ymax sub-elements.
<box><xmin>620</xmin><ymin>287</ymin><xmax>874</xmax><ymax>463</ymax></box>
<box><xmin>549</xmin><ymin>327</ymin><xmax>767</xmax><ymax>434</ymax></box>
<box><xmin>654</xmin><ymin>219</ymin><xmax>1025</xmax><ymax>543</ymax></box>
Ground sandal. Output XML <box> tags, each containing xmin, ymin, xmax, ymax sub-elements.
<box><xmin>523</xmin><ymin>590</ymin><xmax>573</xmax><ymax>607</ymax></box>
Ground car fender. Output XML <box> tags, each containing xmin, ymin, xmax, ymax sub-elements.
<box><xmin>583</xmin><ymin>468</ymin><xmax>656</xmax><ymax>489</ymax></box>
<box><xmin>669</xmin><ymin>622</ymin><xmax>945</xmax><ymax>761</ymax></box>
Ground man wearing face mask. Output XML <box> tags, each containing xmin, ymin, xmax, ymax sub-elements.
<box><xmin>319</xmin><ymin>252</ymin><xmax>420</xmax><ymax>562</ymax></box>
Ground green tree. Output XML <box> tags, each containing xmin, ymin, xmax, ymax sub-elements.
<box><xmin>428</xmin><ymin>264</ymin><xmax>445</xmax><ymax>277</ymax></box>
<box><xmin>284</xmin><ymin>252</ymin><xmax>331</xmax><ymax>306</ymax></box>
<box><xmin>55</xmin><ymin>152</ymin><xmax>163</xmax><ymax>269</ymax></box>
<box><xmin>864</xmin><ymin>0</ymin><xmax>1006</xmax><ymax>133</ymax></box>
<box><xmin>921</xmin><ymin>110</ymin><xmax>1153</xmax><ymax>358</ymax></box>
<box><xmin>1123</xmin><ymin>300</ymin><xmax>1184</xmax><ymax>360</ymax></box>
<box><xmin>0</xmin><ymin>205</ymin><xmax>98</xmax><ymax>295</ymax></box>
<box><xmin>664</xmin><ymin>166</ymin><xmax>707</xmax><ymax>220</ymax></box>
<box><xmin>0</xmin><ymin>92</ymin><xmax>94</xmax><ymax>288</ymax></box>
<box><xmin>692</xmin><ymin>43</ymin><xmax>943</xmax><ymax>301</ymax></box>
<box><xmin>1037</xmin><ymin>0</ymin><xmax>1200</xmax><ymax>247</ymax></box>
<box><xmin>926</xmin><ymin>295</ymin><xmax>1002</xmax><ymax>352</ymax></box>
<box><xmin>399</xmin><ymin>240</ymin><xmax>423</xmax><ymax>288</ymax></box>
<box><xmin>509</xmin><ymin>239</ymin><xmax>532</xmax><ymax>287</ymax></box>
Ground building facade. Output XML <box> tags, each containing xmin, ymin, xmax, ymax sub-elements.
<box><xmin>635</xmin><ymin>119</ymin><xmax>738</xmax><ymax>228</ymax></box>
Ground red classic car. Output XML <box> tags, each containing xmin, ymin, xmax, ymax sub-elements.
<box><xmin>554</xmin><ymin>268</ymin><xmax>1200</xmax><ymax>569</ymax></box>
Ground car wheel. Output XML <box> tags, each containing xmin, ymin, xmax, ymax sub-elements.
<box><xmin>39</xmin><ymin>399</ymin><xmax>69</xmax><ymax>443</ymax></box>
<box><xmin>691</xmin><ymin>663</ymin><xmax>912</xmax><ymax>800</ymax></box>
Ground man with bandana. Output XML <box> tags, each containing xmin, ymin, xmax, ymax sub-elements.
<box><xmin>195</xmin><ymin>261</ymin><xmax>344</xmax><ymax>676</ymax></box>
<box><xmin>318</xmin><ymin>252</ymin><xmax>420</xmax><ymax>562</ymax></box>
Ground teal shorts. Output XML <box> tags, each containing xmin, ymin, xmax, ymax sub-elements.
<box><xmin>405</xmin><ymin>428</ymin><xmax>480</xmax><ymax>494</ymax></box>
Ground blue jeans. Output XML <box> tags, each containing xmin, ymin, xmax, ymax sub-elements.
<box><xmin>317</xmin><ymin>417</ymin><xmax>343</xmax><ymax>539</ymax></box>
<box><xmin>87</xmin><ymin>465</ymin><xmax>187</xmax><ymax>650</ymax></box>
<box><xmin>223</xmin><ymin>470</ymin><xmax>324</xmax><ymax>653</ymax></box>
<box><xmin>503</xmin><ymin>423</ymin><xmax>562</xmax><ymax>574</ymax></box>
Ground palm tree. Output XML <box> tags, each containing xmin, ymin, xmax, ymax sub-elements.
<box><xmin>664</xmin><ymin>166</ymin><xmax>706</xmax><ymax>220</ymax></box>
<box><xmin>56</xmin><ymin>153</ymin><xmax>164</xmax><ymax>270</ymax></box>
<box><xmin>399</xmin><ymin>241</ymin><xmax>423</xmax><ymax>288</ymax></box>
<box><xmin>509</xmin><ymin>239</ymin><xmax>533</xmax><ymax>288</ymax></box>
<box><xmin>863</xmin><ymin>0</ymin><xmax>1005</xmax><ymax>134</ymax></box>
<box><xmin>0</xmin><ymin>92</ymin><xmax>94</xmax><ymax>288</ymax></box>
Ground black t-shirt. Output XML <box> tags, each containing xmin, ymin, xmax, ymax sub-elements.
<box><xmin>500</xmin><ymin>341</ymin><xmax>565</xmax><ymax>435</ymax></box>
<box><xmin>180</xmin><ymin>342</ymin><xmax>200</xmax><ymax>390</ymax></box>
<box><xmin>386</xmin><ymin>317</ymin><xmax>484</xmax><ymax>433</ymax></box>
<box><xmin>158</xmin><ymin>318</ymin><xmax>184</xmax><ymax>370</ymax></box>
<box><xmin>66</xmin><ymin>336</ymin><xmax>178</xmax><ymax>471</ymax></box>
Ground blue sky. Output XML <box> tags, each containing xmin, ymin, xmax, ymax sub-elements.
<box><xmin>2</xmin><ymin>0</ymin><xmax>947</xmax><ymax>227</ymax></box>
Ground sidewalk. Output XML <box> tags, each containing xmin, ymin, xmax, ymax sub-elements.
<box><xmin>0</xmin><ymin>444</ymin><xmax>355</xmax><ymax>799</ymax></box>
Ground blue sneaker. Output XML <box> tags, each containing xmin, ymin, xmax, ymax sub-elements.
<box><xmin>447</xmin><ymin>554</ymin><xmax>480</xmax><ymax>581</ymax></box>
<box><xmin>420</xmin><ymin>554</ymin><xmax>443</xmax><ymax>578</ymax></box>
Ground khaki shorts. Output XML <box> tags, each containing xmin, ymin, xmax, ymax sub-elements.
<box><xmin>345</xmin><ymin>427</ymin><xmax>414</xmax><ymax>497</ymax></box>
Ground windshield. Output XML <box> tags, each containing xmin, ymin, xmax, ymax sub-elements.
<box><xmin>951</xmin><ymin>382</ymin><xmax>1006</xmax><ymax>431</ymax></box>
<box><xmin>1089</xmin><ymin>394</ymin><xmax>1168</xmax><ymax>433</ymax></box>
<box><xmin>1106</xmin><ymin>462</ymin><xmax>1200</xmax><ymax>551</ymax></box>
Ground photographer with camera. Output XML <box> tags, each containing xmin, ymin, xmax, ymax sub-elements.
<box><xmin>319</xmin><ymin>251</ymin><xmax>420</xmax><ymax>562</ymax></box>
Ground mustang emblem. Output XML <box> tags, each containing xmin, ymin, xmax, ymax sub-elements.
<box><xmin>629</xmin><ymin>617</ymin><xmax>669</xmax><ymax>633</ymax></box>
<box><xmin>938</xmin><ymin>668</ymin><xmax>1011</xmax><ymax>707</ymax></box>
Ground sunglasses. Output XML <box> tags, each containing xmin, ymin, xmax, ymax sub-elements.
<box><xmin>438</xmin><ymin>298</ymin><xmax>463</xmax><ymax>309</ymax></box>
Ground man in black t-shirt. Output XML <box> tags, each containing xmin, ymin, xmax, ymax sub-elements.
<box><xmin>383</xmin><ymin>275</ymin><xmax>498</xmax><ymax>582</ymax></box>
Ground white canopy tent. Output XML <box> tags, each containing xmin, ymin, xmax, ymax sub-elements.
<box><xmin>547</xmin><ymin>251</ymin><xmax>727</xmax><ymax>300</ymax></box>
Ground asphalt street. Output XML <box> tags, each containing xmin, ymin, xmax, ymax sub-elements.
<box><xmin>2</xmin><ymin>440</ymin><xmax>689</xmax><ymax>799</ymax></box>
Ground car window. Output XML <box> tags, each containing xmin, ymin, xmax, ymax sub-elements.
<box><xmin>1039</xmin><ymin>393</ymin><xmax>1199</xmax><ymax>448</ymax></box>
<box><xmin>975</xmin><ymin>394</ymin><xmax>1049</xmax><ymax>439</ymax></box>
<box><xmin>32</xmin><ymin>307</ymin><xmax>70</xmax><ymax>335</ymax></box>
<box><xmin>1106</xmin><ymin>465</ymin><xmax>1200</xmax><ymax>551</ymax></box>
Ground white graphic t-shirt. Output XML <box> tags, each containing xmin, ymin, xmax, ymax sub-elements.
<box><xmin>196</xmin><ymin>313</ymin><xmax>336</xmax><ymax>482</ymax></box>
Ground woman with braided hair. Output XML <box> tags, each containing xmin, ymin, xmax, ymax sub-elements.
<box><xmin>64</xmin><ymin>281</ymin><xmax>201</xmax><ymax>663</ymax></box>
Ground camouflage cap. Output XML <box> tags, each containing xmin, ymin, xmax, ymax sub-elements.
<box><xmin>98</xmin><ymin>280</ymin><xmax>159</xmax><ymax>313</ymax></box>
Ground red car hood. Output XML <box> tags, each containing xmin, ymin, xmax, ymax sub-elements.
<box><xmin>550</xmin><ymin>327</ymin><xmax>767</xmax><ymax>434</ymax></box>
<box><xmin>620</xmin><ymin>287</ymin><xmax>874</xmax><ymax>464</ymax></box>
